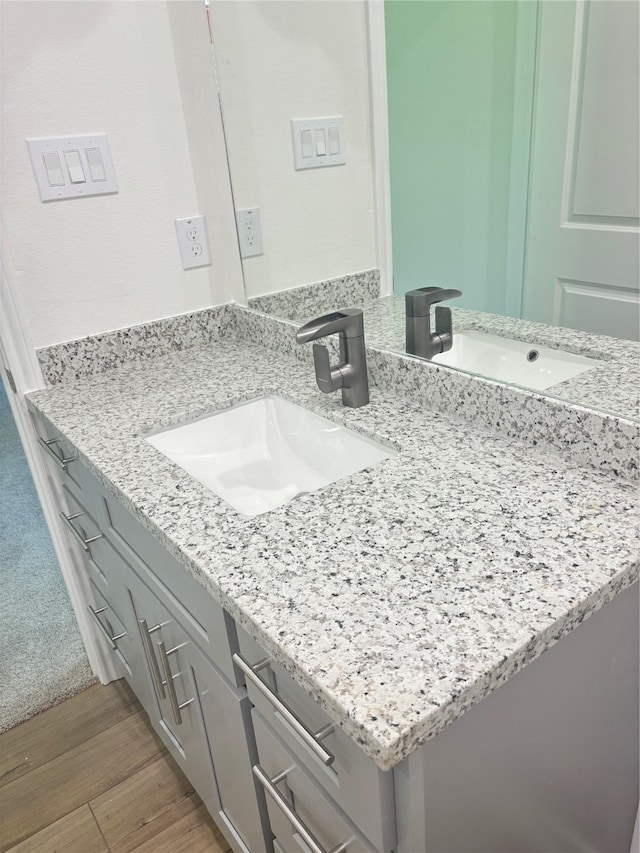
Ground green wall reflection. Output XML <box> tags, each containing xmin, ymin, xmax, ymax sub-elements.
<box><xmin>386</xmin><ymin>0</ymin><xmax>533</xmax><ymax>315</ymax></box>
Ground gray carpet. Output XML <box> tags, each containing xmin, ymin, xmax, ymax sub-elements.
<box><xmin>0</xmin><ymin>378</ymin><xmax>95</xmax><ymax>733</ymax></box>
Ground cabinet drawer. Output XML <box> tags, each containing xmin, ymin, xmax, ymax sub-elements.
<box><xmin>236</xmin><ymin>627</ymin><xmax>395</xmax><ymax>852</ymax></box>
<box><xmin>253</xmin><ymin>710</ymin><xmax>374</xmax><ymax>853</ymax></box>
<box><xmin>35</xmin><ymin>422</ymin><xmax>100</xmax><ymax>513</ymax></box>
<box><xmin>59</xmin><ymin>484</ymin><xmax>104</xmax><ymax>556</ymax></box>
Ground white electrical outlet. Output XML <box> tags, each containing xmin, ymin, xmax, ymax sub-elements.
<box><xmin>175</xmin><ymin>215</ymin><xmax>211</xmax><ymax>270</ymax></box>
<box><xmin>235</xmin><ymin>208</ymin><xmax>263</xmax><ymax>258</ymax></box>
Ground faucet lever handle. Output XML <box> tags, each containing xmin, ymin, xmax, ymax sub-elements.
<box><xmin>312</xmin><ymin>343</ymin><xmax>343</xmax><ymax>394</ymax></box>
<box><xmin>435</xmin><ymin>305</ymin><xmax>452</xmax><ymax>336</ymax></box>
<box><xmin>434</xmin><ymin>305</ymin><xmax>454</xmax><ymax>354</ymax></box>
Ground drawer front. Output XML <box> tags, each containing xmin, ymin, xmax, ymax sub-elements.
<box><xmin>94</xmin><ymin>486</ymin><xmax>238</xmax><ymax>685</ymax></box>
<box><xmin>236</xmin><ymin>628</ymin><xmax>395</xmax><ymax>852</ymax></box>
<box><xmin>59</xmin><ymin>484</ymin><xmax>105</xmax><ymax>556</ymax></box>
<box><xmin>60</xmin><ymin>486</ymin><xmax>158</xmax><ymax>709</ymax></box>
<box><xmin>253</xmin><ymin>710</ymin><xmax>374</xmax><ymax>853</ymax></box>
<box><xmin>35</xmin><ymin>422</ymin><xmax>100</xmax><ymax>513</ymax></box>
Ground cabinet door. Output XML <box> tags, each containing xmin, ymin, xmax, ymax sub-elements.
<box><xmin>160</xmin><ymin>611</ymin><xmax>269</xmax><ymax>853</ymax></box>
<box><xmin>114</xmin><ymin>567</ymin><xmax>218</xmax><ymax>810</ymax></box>
<box><xmin>122</xmin><ymin>568</ymin><xmax>268</xmax><ymax>852</ymax></box>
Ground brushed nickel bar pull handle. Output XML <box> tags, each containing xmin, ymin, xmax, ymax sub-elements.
<box><xmin>139</xmin><ymin>618</ymin><xmax>166</xmax><ymax>699</ymax></box>
<box><xmin>157</xmin><ymin>640</ymin><xmax>194</xmax><ymax>726</ymax></box>
<box><xmin>253</xmin><ymin>765</ymin><xmax>351</xmax><ymax>853</ymax></box>
<box><xmin>233</xmin><ymin>653</ymin><xmax>335</xmax><ymax>766</ymax></box>
<box><xmin>59</xmin><ymin>511</ymin><xmax>103</xmax><ymax>551</ymax></box>
<box><xmin>38</xmin><ymin>436</ymin><xmax>77</xmax><ymax>470</ymax></box>
<box><xmin>87</xmin><ymin>604</ymin><xmax>126</xmax><ymax>650</ymax></box>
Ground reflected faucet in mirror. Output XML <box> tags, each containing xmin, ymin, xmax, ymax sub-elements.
<box><xmin>405</xmin><ymin>287</ymin><xmax>462</xmax><ymax>359</ymax></box>
<box><xmin>296</xmin><ymin>309</ymin><xmax>369</xmax><ymax>408</ymax></box>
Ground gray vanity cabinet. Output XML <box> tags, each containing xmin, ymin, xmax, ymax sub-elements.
<box><xmin>36</xmin><ymin>426</ymin><xmax>269</xmax><ymax>853</ymax></box>
<box><xmin>37</xmin><ymin>418</ymin><xmax>396</xmax><ymax>852</ymax></box>
<box><xmin>37</xmin><ymin>417</ymin><xmax>638</xmax><ymax>853</ymax></box>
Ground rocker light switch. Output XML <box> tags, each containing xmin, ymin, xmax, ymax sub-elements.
<box><xmin>64</xmin><ymin>150</ymin><xmax>86</xmax><ymax>183</ymax></box>
<box><xmin>328</xmin><ymin>126</ymin><xmax>340</xmax><ymax>156</ymax></box>
<box><xmin>301</xmin><ymin>130</ymin><xmax>313</xmax><ymax>158</ymax></box>
<box><xmin>85</xmin><ymin>147</ymin><xmax>106</xmax><ymax>181</ymax></box>
<box><xmin>42</xmin><ymin>151</ymin><xmax>65</xmax><ymax>186</ymax></box>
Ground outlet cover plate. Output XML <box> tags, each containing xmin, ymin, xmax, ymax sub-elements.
<box><xmin>175</xmin><ymin>215</ymin><xmax>211</xmax><ymax>270</ymax></box>
<box><xmin>235</xmin><ymin>208</ymin><xmax>264</xmax><ymax>258</ymax></box>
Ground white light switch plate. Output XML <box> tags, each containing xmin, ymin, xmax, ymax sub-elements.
<box><xmin>175</xmin><ymin>215</ymin><xmax>211</xmax><ymax>270</ymax></box>
<box><xmin>26</xmin><ymin>134</ymin><xmax>117</xmax><ymax>201</ymax></box>
<box><xmin>291</xmin><ymin>117</ymin><xmax>346</xmax><ymax>170</ymax></box>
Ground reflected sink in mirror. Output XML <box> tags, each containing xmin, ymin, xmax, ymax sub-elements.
<box><xmin>430</xmin><ymin>331</ymin><xmax>604</xmax><ymax>391</ymax></box>
<box><xmin>146</xmin><ymin>396</ymin><xmax>396</xmax><ymax>516</ymax></box>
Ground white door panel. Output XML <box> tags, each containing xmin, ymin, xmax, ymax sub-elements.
<box><xmin>569</xmin><ymin>0</ymin><xmax>639</xmax><ymax>222</ymax></box>
<box><xmin>523</xmin><ymin>0</ymin><xmax>640</xmax><ymax>339</ymax></box>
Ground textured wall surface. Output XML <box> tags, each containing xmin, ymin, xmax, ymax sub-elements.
<box><xmin>211</xmin><ymin>0</ymin><xmax>377</xmax><ymax>297</ymax></box>
<box><xmin>1</xmin><ymin>0</ymin><xmax>244</xmax><ymax>348</ymax></box>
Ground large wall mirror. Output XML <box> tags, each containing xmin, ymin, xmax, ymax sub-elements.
<box><xmin>385</xmin><ymin>0</ymin><xmax>639</xmax><ymax>340</ymax></box>
<box><xmin>208</xmin><ymin>0</ymin><xmax>639</xmax><ymax>419</ymax></box>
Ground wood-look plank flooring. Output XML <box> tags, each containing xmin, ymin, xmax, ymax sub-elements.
<box><xmin>0</xmin><ymin>681</ymin><xmax>232</xmax><ymax>853</ymax></box>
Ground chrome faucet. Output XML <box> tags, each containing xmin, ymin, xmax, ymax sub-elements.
<box><xmin>296</xmin><ymin>309</ymin><xmax>370</xmax><ymax>408</ymax></box>
<box><xmin>405</xmin><ymin>287</ymin><xmax>462</xmax><ymax>359</ymax></box>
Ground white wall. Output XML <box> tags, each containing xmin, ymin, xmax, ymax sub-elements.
<box><xmin>210</xmin><ymin>0</ymin><xmax>377</xmax><ymax>297</ymax></box>
<box><xmin>0</xmin><ymin>0</ymin><xmax>244</xmax><ymax>350</ymax></box>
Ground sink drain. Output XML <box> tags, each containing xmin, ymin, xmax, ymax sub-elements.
<box><xmin>526</xmin><ymin>349</ymin><xmax>540</xmax><ymax>362</ymax></box>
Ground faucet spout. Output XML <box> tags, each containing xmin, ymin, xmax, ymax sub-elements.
<box><xmin>405</xmin><ymin>286</ymin><xmax>462</xmax><ymax>359</ymax></box>
<box><xmin>296</xmin><ymin>309</ymin><xmax>369</xmax><ymax>408</ymax></box>
<box><xmin>295</xmin><ymin>309</ymin><xmax>365</xmax><ymax>344</ymax></box>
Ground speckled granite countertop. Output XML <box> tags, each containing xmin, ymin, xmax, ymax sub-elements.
<box><xmin>27</xmin><ymin>338</ymin><xmax>639</xmax><ymax>771</ymax></box>
<box><xmin>248</xmin><ymin>282</ymin><xmax>639</xmax><ymax>422</ymax></box>
<box><xmin>308</xmin><ymin>296</ymin><xmax>640</xmax><ymax>423</ymax></box>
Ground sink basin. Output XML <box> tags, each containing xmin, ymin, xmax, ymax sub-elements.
<box><xmin>431</xmin><ymin>331</ymin><xmax>603</xmax><ymax>391</ymax></box>
<box><xmin>146</xmin><ymin>396</ymin><xmax>396</xmax><ymax>516</ymax></box>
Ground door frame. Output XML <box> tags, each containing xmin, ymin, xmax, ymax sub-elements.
<box><xmin>0</xmin><ymin>236</ymin><xmax>117</xmax><ymax>684</ymax></box>
<box><xmin>366</xmin><ymin>0</ymin><xmax>393</xmax><ymax>298</ymax></box>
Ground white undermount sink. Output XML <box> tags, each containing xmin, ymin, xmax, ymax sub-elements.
<box><xmin>432</xmin><ymin>330</ymin><xmax>603</xmax><ymax>391</ymax></box>
<box><xmin>146</xmin><ymin>395</ymin><xmax>396</xmax><ymax>516</ymax></box>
